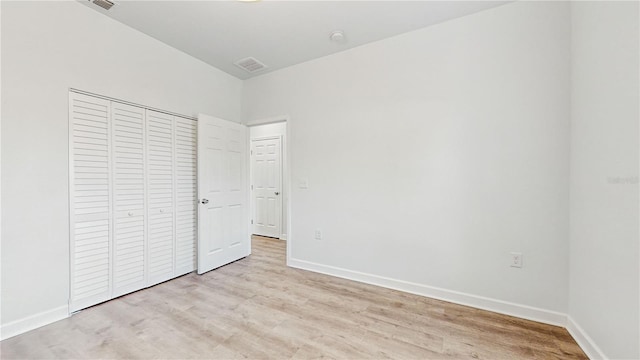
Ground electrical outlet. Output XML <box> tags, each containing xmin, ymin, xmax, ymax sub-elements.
<box><xmin>510</xmin><ymin>252</ymin><xmax>523</xmax><ymax>268</ymax></box>
<box><xmin>314</xmin><ymin>229</ymin><xmax>322</xmax><ymax>241</ymax></box>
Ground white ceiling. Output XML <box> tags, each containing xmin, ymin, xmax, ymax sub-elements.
<box><xmin>82</xmin><ymin>1</ymin><xmax>509</xmax><ymax>80</ymax></box>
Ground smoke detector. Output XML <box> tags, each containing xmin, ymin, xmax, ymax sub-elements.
<box><xmin>90</xmin><ymin>0</ymin><xmax>115</xmax><ymax>10</ymax></box>
<box><xmin>329</xmin><ymin>30</ymin><xmax>346</xmax><ymax>43</ymax></box>
<box><xmin>234</xmin><ymin>57</ymin><xmax>268</xmax><ymax>74</ymax></box>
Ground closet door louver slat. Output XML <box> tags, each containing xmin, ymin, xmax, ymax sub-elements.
<box><xmin>146</xmin><ymin>110</ymin><xmax>175</xmax><ymax>285</ymax></box>
<box><xmin>175</xmin><ymin>117</ymin><xmax>197</xmax><ymax>275</ymax></box>
<box><xmin>111</xmin><ymin>103</ymin><xmax>146</xmax><ymax>297</ymax></box>
<box><xmin>69</xmin><ymin>93</ymin><xmax>112</xmax><ymax>312</ymax></box>
<box><xmin>69</xmin><ymin>92</ymin><xmax>199</xmax><ymax>312</ymax></box>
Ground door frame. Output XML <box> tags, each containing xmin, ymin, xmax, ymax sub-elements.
<box><xmin>246</xmin><ymin>116</ymin><xmax>291</xmax><ymax>264</ymax></box>
<box><xmin>250</xmin><ymin>135</ymin><xmax>283</xmax><ymax>239</ymax></box>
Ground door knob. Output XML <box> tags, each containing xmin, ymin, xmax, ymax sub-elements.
<box><xmin>274</xmin><ymin>192</ymin><xmax>280</xmax><ymax>195</ymax></box>
<box><xmin>201</xmin><ymin>198</ymin><xmax>209</xmax><ymax>204</ymax></box>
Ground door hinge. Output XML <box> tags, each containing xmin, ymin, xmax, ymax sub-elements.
<box><xmin>251</xmin><ymin>185</ymin><xmax>253</xmax><ymax>190</ymax></box>
<box><xmin>251</xmin><ymin>219</ymin><xmax>254</xmax><ymax>224</ymax></box>
<box><xmin>250</xmin><ymin>150</ymin><xmax>253</xmax><ymax>155</ymax></box>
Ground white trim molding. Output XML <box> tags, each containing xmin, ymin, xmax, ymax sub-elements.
<box><xmin>0</xmin><ymin>305</ymin><xmax>69</xmax><ymax>341</ymax></box>
<box><xmin>246</xmin><ymin>115</ymin><xmax>290</xmax><ymax>127</ymax></box>
<box><xmin>288</xmin><ymin>257</ymin><xmax>567</xmax><ymax>327</ymax></box>
<box><xmin>566</xmin><ymin>316</ymin><xmax>607</xmax><ymax>360</ymax></box>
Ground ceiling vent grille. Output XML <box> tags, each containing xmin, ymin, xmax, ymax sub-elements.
<box><xmin>91</xmin><ymin>0</ymin><xmax>115</xmax><ymax>11</ymax></box>
<box><xmin>234</xmin><ymin>57</ymin><xmax>268</xmax><ymax>73</ymax></box>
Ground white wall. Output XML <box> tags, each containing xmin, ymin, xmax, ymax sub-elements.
<box><xmin>569</xmin><ymin>2</ymin><xmax>639</xmax><ymax>359</ymax></box>
<box><xmin>243</xmin><ymin>1</ymin><xmax>571</xmax><ymax>318</ymax></box>
<box><xmin>249</xmin><ymin>122</ymin><xmax>288</xmax><ymax>240</ymax></box>
<box><xmin>1</xmin><ymin>1</ymin><xmax>242</xmax><ymax>335</ymax></box>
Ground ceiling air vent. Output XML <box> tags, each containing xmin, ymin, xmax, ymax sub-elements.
<box><xmin>91</xmin><ymin>0</ymin><xmax>115</xmax><ymax>11</ymax></box>
<box><xmin>234</xmin><ymin>57</ymin><xmax>268</xmax><ymax>74</ymax></box>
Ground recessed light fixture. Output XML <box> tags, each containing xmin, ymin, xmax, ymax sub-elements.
<box><xmin>329</xmin><ymin>30</ymin><xmax>346</xmax><ymax>43</ymax></box>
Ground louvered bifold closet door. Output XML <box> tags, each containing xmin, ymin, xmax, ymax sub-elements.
<box><xmin>146</xmin><ymin>110</ymin><xmax>175</xmax><ymax>285</ymax></box>
<box><xmin>111</xmin><ymin>102</ymin><xmax>147</xmax><ymax>297</ymax></box>
<box><xmin>69</xmin><ymin>93</ymin><xmax>113</xmax><ymax>312</ymax></box>
<box><xmin>174</xmin><ymin>116</ymin><xmax>197</xmax><ymax>275</ymax></box>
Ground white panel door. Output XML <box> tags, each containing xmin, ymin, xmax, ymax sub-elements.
<box><xmin>111</xmin><ymin>102</ymin><xmax>146</xmax><ymax>297</ymax></box>
<box><xmin>146</xmin><ymin>110</ymin><xmax>175</xmax><ymax>286</ymax></box>
<box><xmin>175</xmin><ymin>116</ymin><xmax>198</xmax><ymax>275</ymax></box>
<box><xmin>69</xmin><ymin>93</ymin><xmax>112</xmax><ymax>312</ymax></box>
<box><xmin>251</xmin><ymin>137</ymin><xmax>282</xmax><ymax>238</ymax></box>
<box><xmin>197</xmin><ymin>114</ymin><xmax>249</xmax><ymax>274</ymax></box>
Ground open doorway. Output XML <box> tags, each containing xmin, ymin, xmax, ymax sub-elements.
<box><xmin>248</xmin><ymin>120</ymin><xmax>288</xmax><ymax>242</ymax></box>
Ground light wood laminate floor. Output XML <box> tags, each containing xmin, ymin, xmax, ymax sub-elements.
<box><xmin>1</xmin><ymin>236</ymin><xmax>587</xmax><ymax>359</ymax></box>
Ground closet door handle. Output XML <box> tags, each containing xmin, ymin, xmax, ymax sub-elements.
<box><xmin>274</xmin><ymin>192</ymin><xmax>280</xmax><ymax>196</ymax></box>
<box><xmin>201</xmin><ymin>198</ymin><xmax>209</xmax><ymax>204</ymax></box>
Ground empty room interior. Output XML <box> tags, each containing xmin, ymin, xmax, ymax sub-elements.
<box><xmin>1</xmin><ymin>0</ymin><xmax>638</xmax><ymax>359</ymax></box>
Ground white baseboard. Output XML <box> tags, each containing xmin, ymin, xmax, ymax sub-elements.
<box><xmin>280</xmin><ymin>234</ymin><xmax>287</xmax><ymax>240</ymax></box>
<box><xmin>288</xmin><ymin>257</ymin><xmax>567</xmax><ymax>327</ymax></box>
<box><xmin>566</xmin><ymin>316</ymin><xmax>607</xmax><ymax>360</ymax></box>
<box><xmin>0</xmin><ymin>305</ymin><xmax>69</xmax><ymax>341</ymax></box>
